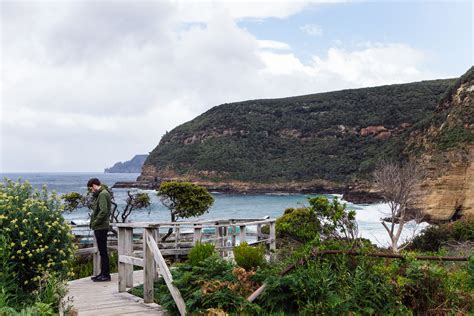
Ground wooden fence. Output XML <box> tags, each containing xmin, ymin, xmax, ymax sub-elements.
<box><xmin>72</xmin><ymin>218</ymin><xmax>276</xmax><ymax>315</ymax></box>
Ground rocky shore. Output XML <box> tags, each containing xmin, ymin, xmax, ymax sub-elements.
<box><xmin>112</xmin><ymin>177</ymin><xmax>383</xmax><ymax>204</ymax></box>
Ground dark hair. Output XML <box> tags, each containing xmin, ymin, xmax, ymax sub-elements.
<box><xmin>87</xmin><ymin>178</ymin><xmax>101</xmax><ymax>188</ymax></box>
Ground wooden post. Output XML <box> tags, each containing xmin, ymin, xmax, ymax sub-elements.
<box><xmin>231</xmin><ymin>223</ymin><xmax>236</xmax><ymax>247</ymax></box>
<box><xmin>143</xmin><ymin>228</ymin><xmax>156</xmax><ymax>303</ymax></box>
<box><xmin>269</xmin><ymin>221</ymin><xmax>276</xmax><ymax>250</ymax></box>
<box><xmin>153</xmin><ymin>225</ymin><xmax>160</xmax><ymax>244</ymax></box>
<box><xmin>193</xmin><ymin>226</ymin><xmax>202</xmax><ymax>245</ymax></box>
<box><xmin>240</xmin><ymin>225</ymin><xmax>246</xmax><ymax>244</ymax></box>
<box><xmin>257</xmin><ymin>224</ymin><xmax>262</xmax><ymax>241</ymax></box>
<box><xmin>153</xmin><ymin>226</ymin><xmax>161</xmax><ymax>280</ymax></box>
<box><xmin>175</xmin><ymin>226</ymin><xmax>180</xmax><ymax>261</ymax></box>
<box><xmin>222</xmin><ymin>225</ymin><xmax>228</xmax><ymax>256</ymax></box>
<box><xmin>217</xmin><ymin>226</ymin><xmax>225</xmax><ymax>256</ymax></box>
<box><xmin>214</xmin><ymin>223</ymin><xmax>220</xmax><ymax>247</ymax></box>
<box><xmin>118</xmin><ymin>227</ymin><xmax>133</xmax><ymax>292</ymax></box>
<box><xmin>92</xmin><ymin>234</ymin><xmax>100</xmax><ymax>277</ymax></box>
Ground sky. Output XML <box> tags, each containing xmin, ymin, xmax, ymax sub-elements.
<box><xmin>1</xmin><ymin>0</ymin><xmax>472</xmax><ymax>172</ymax></box>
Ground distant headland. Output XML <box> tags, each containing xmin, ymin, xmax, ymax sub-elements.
<box><xmin>104</xmin><ymin>154</ymin><xmax>148</xmax><ymax>173</ymax></box>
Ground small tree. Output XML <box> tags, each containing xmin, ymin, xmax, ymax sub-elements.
<box><xmin>373</xmin><ymin>160</ymin><xmax>423</xmax><ymax>253</ymax></box>
<box><xmin>276</xmin><ymin>196</ymin><xmax>358</xmax><ymax>243</ymax></box>
<box><xmin>62</xmin><ymin>188</ymin><xmax>150</xmax><ymax>232</ymax></box>
<box><xmin>157</xmin><ymin>181</ymin><xmax>214</xmax><ymax>241</ymax></box>
<box><xmin>308</xmin><ymin>196</ymin><xmax>358</xmax><ymax>242</ymax></box>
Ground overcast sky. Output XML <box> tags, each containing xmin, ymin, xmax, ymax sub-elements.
<box><xmin>1</xmin><ymin>0</ymin><xmax>472</xmax><ymax>172</ymax></box>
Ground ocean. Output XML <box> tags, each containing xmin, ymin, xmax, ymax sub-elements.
<box><xmin>0</xmin><ymin>172</ymin><xmax>427</xmax><ymax>247</ymax></box>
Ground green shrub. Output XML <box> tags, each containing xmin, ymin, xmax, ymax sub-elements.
<box><xmin>130</xmin><ymin>254</ymin><xmax>262</xmax><ymax>315</ymax></box>
<box><xmin>276</xmin><ymin>207</ymin><xmax>321</xmax><ymax>242</ymax></box>
<box><xmin>395</xmin><ymin>259</ymin><xmax>472</xmax><ymax>314</ymax></box>
<box><xmin>276</xmin><ymin>197</ymin><xmax>357</xmax><ymax>243</ymax></box>
<box><xmin>188</xmin><ymin>242</ymin><xmax>216</xmax><ymax>266</ymax></box>
<box><xmin>0</xmin><ymin>179</ymin><xmax>75</xmax><ymax>312</ymax></box>
<box><xmin>258</xmin><ymin>254</ymin><xmax>408</xmax><ymax>315</ymax></box>
<box><xmin>233</xmin><ymin>242</ymin><xmax>265</xmax><ymax>271</ymax></box>
<box><xmin>409</xmin><ymin>217</ymin><xmax>474</xmax><ymax>251</ymax></box>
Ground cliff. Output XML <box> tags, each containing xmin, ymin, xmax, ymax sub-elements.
<box><xmin>105</xmin><ymin>154</ymin><xmax>148</xmax><ymax>173</ymax></box>
<box><xmin>406</xmin><ymin>67</ymin><xmax>474</xmax><ymax>222</ymax></box>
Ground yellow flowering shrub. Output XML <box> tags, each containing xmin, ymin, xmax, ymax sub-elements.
<box><xmin>0</xmin><ymin>179</ymin><xmax>75</xmax><ymax>293</ymax></box>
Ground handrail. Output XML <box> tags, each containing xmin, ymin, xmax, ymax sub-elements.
<box><xmin>116</xmin><ymin>217</ymin><xmax>276</xmax><ymax>312</ymax></box>
<box><xmin>146</xmin><ymin>234</ymin><xmax>186</xmax><ymax>316</ymax></box>
<box><xmin>115</xmin><ymin>218</ymin><xmax>274</xmax><ymax>228</ymax></box>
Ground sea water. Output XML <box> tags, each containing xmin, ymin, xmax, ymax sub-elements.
<box><xmin>0</xmin><ymin>172</ymin><xmax>427</xmax><ymax>247</ymax></box>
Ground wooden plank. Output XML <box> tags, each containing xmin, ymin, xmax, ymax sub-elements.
<box><xmin>146</xmin><ymin>235</ymin><xmax>187</xmax><ymax>316</ymax></box>
<box><xmin>67</xmin><ymin>270</ymin><xmax>165</xmax><ymax>315</ymax></box>
<box><xmin>115</xmin><ymin>218</ymin><xmax>274</xmax><ymax>228</ymax></box>
<box><xmin>143</xmin><ymin>228</ymin><xmax>156</xmax><ymax>303</ymax></box>
<box><xmin>231</xmin><ymin>219</ymin><xmax>275</xmax><ymax>226</ymax></box>
<box><xmin>119</xmin><ymin>255</ymin><xmax>144</xmax><ymax>267</ymax></box>
<box><xmin>75</xmin><ymin>247</ymin><xmax>98</xmax><ymax>256</ymax></box>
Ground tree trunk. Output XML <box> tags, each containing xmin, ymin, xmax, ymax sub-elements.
<box><xmin>161</xmin><ymin>213</ymin><xmax>176</xmax><ymax>242</ymax></box>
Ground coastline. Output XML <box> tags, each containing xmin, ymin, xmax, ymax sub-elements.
<box><xmin>113</xmin><ymin>179</ymin><xmax>384</xmax><ymax>204</ymax></box>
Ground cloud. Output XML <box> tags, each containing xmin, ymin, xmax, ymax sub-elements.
<box><xmin>258</xmin><ymin>40</ymin><xmax>291</xmax><ymax>51</ymax></box>
<box><xmin>300</xmin><ymin>24</ymin><xmax>323</xmax><ymax>36</ymax></box>
<box><xmin>1</xmin><ymin>1</ymin><xmax>435</xmax><ymax>172</ymax></box>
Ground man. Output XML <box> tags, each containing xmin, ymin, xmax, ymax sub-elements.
<box><xmin>88</xmin><ymin>178</ymin><xmax>112</xmax><ymax>282</ymax></box>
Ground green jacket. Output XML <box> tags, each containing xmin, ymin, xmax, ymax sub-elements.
<box><xmin>90</xmin><ymin>186</ymin><xmax>111</xmax><ymax>230</ymax></box>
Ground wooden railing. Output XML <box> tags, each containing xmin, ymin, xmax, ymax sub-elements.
<box><xmin>71</xmin><ymin>224</ymin><xmax>101</xmax><ymax>276</ymax></box>
<box><xmin>115</xmin><ymin>218</ymin><xmax>276</xmax><ymax>314</ymax></box>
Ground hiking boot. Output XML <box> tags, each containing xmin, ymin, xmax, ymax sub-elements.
<box><xmin>91</xmin><ymin>274</ymin><xmax>102</xmax><ymax>281</ymax></box>
<box><xmin>93</xmin><ymin>275</ymin><xmax>111</xmax><ymax>282</ymax></box>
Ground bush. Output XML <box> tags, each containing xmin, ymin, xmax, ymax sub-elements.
<box><xmin>233</xmin><ymin>242</ymin><xmax>265</xmax><ymax>271</ymax></box>
<box><xmin>258</xmin><ymin>254</ymin><xmax>408</xmax><ymax>315</ymax></box>
<box><xmin>394</xmin><ymin>258</ymin><xmax>472</xmax><ymax>314</ymax></box>
<box><xmin>130</xmin><ymin>255</ymin><xmax>262</xmax><ymax>315</ymax></box>
<box><xmin>276</xmin><ymin>207</ymin><xmax>321</xmax><ymax>242</ymax></box>
<box><xmin>275</xmin><ymin>197</ymin><xmax>357</xmax><ymax>243</ymax></box>
<box><xmin>409</xmin><ymin>217</ymin><xmax>474</xmax><ymax>251</ymax></box>
<box><xmin>0</xmin><ymin>179</ymin><xmax>75</xmax><ymax>312</ymax></box>
<box><xmin>188</xmin><ymin>242</ymin><xmax>216</xmax><ymax>266</ymax></box>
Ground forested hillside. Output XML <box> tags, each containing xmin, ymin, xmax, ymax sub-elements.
<box><xmin>142</xmin><ymin>79</ymin><xmax>453</xmax><ymax>186</ymax></box>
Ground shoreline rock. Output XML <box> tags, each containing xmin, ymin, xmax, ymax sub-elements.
<box><xmin>113</xmin><ymin>178</ymin><xmax>383</xmax><ymax>204</ymax></box>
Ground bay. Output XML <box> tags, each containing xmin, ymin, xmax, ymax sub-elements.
<box><xmin>1</xmin><ymin>172</ymin><xmax>427</xmax><ymax>247</ymax></box>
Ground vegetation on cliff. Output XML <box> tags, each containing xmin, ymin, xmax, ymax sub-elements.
<box><xmin>406</xmin><ymin>66</ymin><xmax>474</xmax><ymax>154</ymax></box>
<box><xmin>145</xmin><ymin>79</ymin><xmax>453</xmax><ymax>184</ymax></box>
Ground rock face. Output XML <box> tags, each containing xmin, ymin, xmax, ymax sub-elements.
<box><xmin>418</xmin><ymin>153</ymin><xmax>473</xmax><ymax>222</ymax></box>
<box><xmin>407</xmin><ymin>67</ymin><xmax>474</xmax><ymax>222</ymax></box>
<box><xmin>105</xmin><ymin>155</ymin><xmax>148</xmax><ymax>173</ymax></box>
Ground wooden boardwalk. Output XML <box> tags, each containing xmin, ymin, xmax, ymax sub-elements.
<box><xmin>67</xmin><ymin>270</ymin><xmax>166</xmax><ymax>315</ymax></box>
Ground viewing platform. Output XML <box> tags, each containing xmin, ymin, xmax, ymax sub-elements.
<box><xmin>67</xmin><ymin>217</ymin><xmax>276</xmax><ymax>315</ymax></box>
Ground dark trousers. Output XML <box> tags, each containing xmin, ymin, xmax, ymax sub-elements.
<box><xmin>94</xmin><ymin>229</ymin><xmax>110</xmax><ymax>277</ymax></box>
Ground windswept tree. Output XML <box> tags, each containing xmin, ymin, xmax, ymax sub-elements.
<box><xmin>157</xmin><ymin>181</ymin><xmax>214</xmax><ymax>241</ymax></box>
<box><xmin>62</xmin><ymin>188</ymin><xmax>150</xmax><ymax>232</ymax></box>
<box><xmin>373</xmin><ymin>160</ymin><xmax>423</xmax><ymax>253</ymax></box>
<box><xmin>276</xmin><ymin>196</ymin><xmax>358</xmax><ymax>244</ymax></box>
